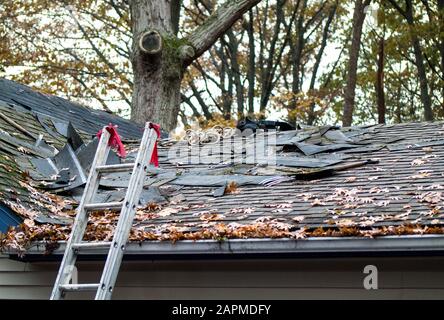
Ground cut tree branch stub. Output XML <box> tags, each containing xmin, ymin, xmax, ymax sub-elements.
<box><xmin>139</xmin><ymin>30</ymin><xmax>163</xmax><ymax>55</ymax></box>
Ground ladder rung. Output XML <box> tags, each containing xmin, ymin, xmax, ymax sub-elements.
<box><xmin>59</xmin><ymin>283</ymin><xmax>100</xmax><ymax>292</ymax></box>
<box><xmin>72</xmin><ymin>242</ymin><xmax>112</xmax><ymax>250</ymax></box>
<box><xmin>96</xmin><ymin>163</ymin><xmax>135</xmax><ymax>173</ymax></box>
<box><xmin>84</xmin><ymin>201</ymin><xmax>123</xmax><ymax>211</ymax></box>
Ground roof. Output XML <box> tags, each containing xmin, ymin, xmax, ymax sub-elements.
<box><xmin>0</xmin><ymin>78</ymin><xmax>142</xmax><ymax>139</ymax></box>
<box><xmin>1</xmin><ymin>79</ymin><xmax>444</xmax><ymax>256</ymax></box>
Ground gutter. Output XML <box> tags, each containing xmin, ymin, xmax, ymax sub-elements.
<box><xmin>6</xmin><ymin>235</ymin><xmax>444</xmax><ymax>261</ymax></box>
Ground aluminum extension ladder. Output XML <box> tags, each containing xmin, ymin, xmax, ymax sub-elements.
<box><xmin>51</xmin><ymin>122</ymin><xmax>157</xmax><ymax>300</ymax></box>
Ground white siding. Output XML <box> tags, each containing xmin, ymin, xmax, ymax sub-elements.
<box><xmin>1</xmin><ymin>254</ymin><xmax>444</xmax><ymax>299</ymax></box>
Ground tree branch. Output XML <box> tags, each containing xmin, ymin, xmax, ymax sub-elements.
<box><xmin>185</xmin><ymin>0</ymin><xmax>262</xmax><ymax>65</ymax></box>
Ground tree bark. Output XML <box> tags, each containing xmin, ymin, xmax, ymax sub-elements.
<box><xmin>130</xmin><ymin>0</ymin><xmax>183</xmax><ymax>131</ymax></box>
<box><xmin>259</xmin><ymin>0</ymin><xmax>286</xmax><ymax>113</ymax></box>
<box><xmin>226</xmin><ymin>30</ymin><xmax>244</xmax><ymax>117</ymax></box>
<box><xmin>438</xmin><ymin>0</ymin><xmax>444</xmax><ymax>110</ymax></box>
<box><xmin>247</xmin><ymin>9</ymin><xmax>255</xmax><ymax>115</ymax></box>
<box><xmin>406</xmin><ymin>1</ymin><xmax>433</xmax><ymax>121</ymax></box>
<box><xmin>387</xmin><ymin>0</ymin><xmax>434</xmax><ymax>121</ymax></box>
<box><xmin>439</xmin><ymin>0</ymin><xmax>444</xmax><ymax>74</ymax></box>
<box><xmin>130</xmin><ymin>0</ymin><xmax>262</xmax><ymax>132</ymax></box>
<box><xmin>291</xmin><ymin>0</ymin><xmax>307</xmax><ymax>99</ymax></box>
<box><xmin>342</xmin><ymin>0</ymin><xmax>371</xmax><ymax>127</ymax></box>
<box><xmin>375</xmin><ymin>37</ymin><xmax>386</xmax><ymax>124</ymax></box>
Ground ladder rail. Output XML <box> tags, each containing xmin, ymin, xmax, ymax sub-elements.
<box><xmin>95</xmin><ymin>122</ymin><xmax>157</xmax><ymax>300</ymax></box>
<box><xmin>50</xmin><ymin>128</ymin><xmax>111</xmax><ymax>300</ymax></box>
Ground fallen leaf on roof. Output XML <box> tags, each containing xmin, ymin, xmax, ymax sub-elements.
<box><xmin>410</xmin><ymin>171</ymin><xmax>432</xmax><ymax>179</ymax></box>
<box><xmin>343</xmin><ymin>203</ymin><xmax>360</xmax><ymax>209</ymax></box>
<box><xmin>200</xmin><ymin>213</ymin><xmax>225</xmax><ymax>221</ymax></box>
<box><xmin>369</xmin><ymin>187</ymin><xmax>385</xmax><ymax>194</ymax></box>
<box><xmin>336</xmin><ymin>219</ymin><xmax>356</xmax><ymax>227</ymax></box>
<box><xmin>229</xmin><ymin>207</ymin><xmax>255</xmax><ymax>214</ymax></box>
<box><xmin>344</xmin><ymin>177</ymin><xmax>357</xmax><ymax>183</ymax></box>
<box><xmin>426</xmin><ymin>184</ymin><xmax>442</xmax><ymax>190</ymax></box>
<box><xmin>297</xmin><ymin>193</ymin><xmax>314</xmax><ymax>201</ymax></box>
<box><xmin>394</xmin><ymin>212</ymin><xmax>410</xmax><ymax>220</ymax></box>
<box><xmin>17</xmin><ymin>146</ymin><xmax>30</xmax><ymax>154</ymax></box>
<box><xmin>292</xmin><ymin>216</ymin><xmax>305</xmax><ymax>223</ymax></box>
<box><xmin>420</xmin><ymin>208</ymin><xmax>440</xmax><ymax>217</ymax></box>
<box><xmin>255</xmin><ymin>216</ymin><xmax>273</xmax><ymax>223</ymax></box>
<box><xmin>225</xmin><ymin>181</ymin><xmax>238</xmax><ymax>194</ymax></box>
<box><xmin>411</xmin><ymin>158</ymin><xmax>426</xmax><ymax>166</ymax></box>
<box><xmin>431</xmin><ymin>219</ymin><xmax>440</xmax><ymax>224</ymax></box>
<box><xmin>169</xmin><ymin>194</ymin><xmax>186</xmax><ymax>204</ymax></box>
<box><xmin>190</xmin><ymin>204</ymin><xmax>207</xmax><ymax>209</ymax></box>
<box><xmin>311</xmin><ymin>198</ymin><xmax>326</xmax><ymax>206</ymax></box>
<box><xmin>359</xmin><ymin>220</ymin><xmax>375</xmax><ymax>227</ymax></box>
<box><xmin>144</xmin><ymin>202</ymin><xmax>161</xmax><ymax>211</ymax></box>
<box><xmin>158</xmin><ymin>207</ymin><xmax>179</xmax><ymax>217</ymax></box>
<box><xmin>418</xmin><ymin>191</ymin><xmax>442</xmax><ymax>205</ymax></box>
<box><xmin>368</xmin><ymin>176</ymin><xmax>379</xmax><ymax>181</ymax></box>
<box><xmin>374</xmin><ymin>200</ymin><xmax>390</xmax><ymax>207</ymax></box>
<box><xmin>360</xmin><ymin>197</ymin><xmax>374</xmax><ymax>204</ymax></box>
<box><xmin>422</xmin><ymin>147</ymin><xmax>433</xmax><ymax>153</ymax></box>
<box><xmin>292</xmin><ymin>227</ymin><xmax>307</xmax><ymax>239</ymax></box>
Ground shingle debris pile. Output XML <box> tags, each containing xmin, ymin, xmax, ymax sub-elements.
<box><xmin>1</xmin><ymin>80</ymin><xmax>444</xmax><ymax>253</ymax></box>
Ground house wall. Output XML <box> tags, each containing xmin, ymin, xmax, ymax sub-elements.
<box><xmin>1</xmin><ymin>253</ymin><xmax>444</xmax><ymax>299</ymax></box>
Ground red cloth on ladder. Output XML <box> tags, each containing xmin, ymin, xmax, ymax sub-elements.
<box><xmin>149</xmin><ymin>123</ymin><xmax>161</xmax><ymax>167</ymax></box>
<box><xmin>96</xmin><ymin>124</ymin><xmax>127</xmax><ymax>158</ymax></box>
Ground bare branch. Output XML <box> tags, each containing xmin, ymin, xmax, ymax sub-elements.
<box><xmin>185</xmin><ymin>0</ymin><xmax>262</xmax><ymax>65</ymax></box>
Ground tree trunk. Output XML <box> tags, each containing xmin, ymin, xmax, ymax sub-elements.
<box><xmin>342</xmin><ymin>0</ymin><xmax>371</xmax><ymax>127</ymax></box>
<box><xmin>387</xmin><ymin>0</ymin><xmax>434</xmax><ymax>121</ymax></box>
<box><xmin>405</xmin><ymin>1</ymin><xmax>433</xmax><ymax>121</ymax></box>
<box><xmin>259</xmin><ymin>0</ymin><xmax>286</xmax><ymax>113</ymax></box>
<box><xmin>247</xmin><ymin>9</ymin><xmax>255</xmax><ymax>115</ymax></box>
<box><xmin>438</xmin><ymin>0</ymin><xmax>444</xmax><ymax>77</ymax></box>
<box><xmin>130</xmin><ymin>0</ymin><xmax>183</xmax><ymax>131</ymax></box>
<box><xmin>227</xmin><ymin>30</ymin><xmax>244</xmax><ymax>117</ymax></box>
<box><xmin>438</xmin><ymin>0</ymin><xmax>444</xmax><ymax>112</ymax></box>
<box><xmin>410</xmin><ymin>33</ymin><xmax>433</xmax><ymax>121</ymax></box>
<box><xmin>130</xmin><ymin>0</ymin><xmax>262</xmax><ymax>132</ymax></box>
<box><xmin>375</xmin><ymin>37</ymin><xmax>386</xmax><ymax>124</ymax></box>
<box><xmin>291</xmin><ymin>0</ymin><xmax>307</xmax><ymax>101</ymax></box>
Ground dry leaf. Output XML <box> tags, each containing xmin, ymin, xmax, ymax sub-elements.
<box><xmin>374</xmin><ymin>200</ymin><xmax>390</xmax><ymax>207</ymax></box>
<box><xmin>410</xmin><ymin>171</ymin><xmax>432</xmax><ymax>179</ymax></box>
<box><xmin>311</xmin><ymin>198</ymin><xmax>326</xmax><ymax>206</ymax></box>
<box><xmin>17</xmin><ymin>146</ymin><xmax>30</xmax><ymax>154</ymax></box>
<box><xmin>292</xmin><ymin>216</ymin><xmax>305</xmax><ymax>223</ymax></box>
<box><xmin>411</xmin><ymin>158</ymin><xmax>426</xmax><ymax>166</ymax></box>
<box><xmin>360</xmin><ymin>197</ymin><xmax>374</xmax><ymax>204</ymax></box>
<box><xmin>158</xmin><ymin>207</ymin><xmax>179</xmax><ymax>217</ymax></box>
<box><xmin>225</xmin><ymin>181</ymin><xmax>238</xmax><ymax>194</ymax></box>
